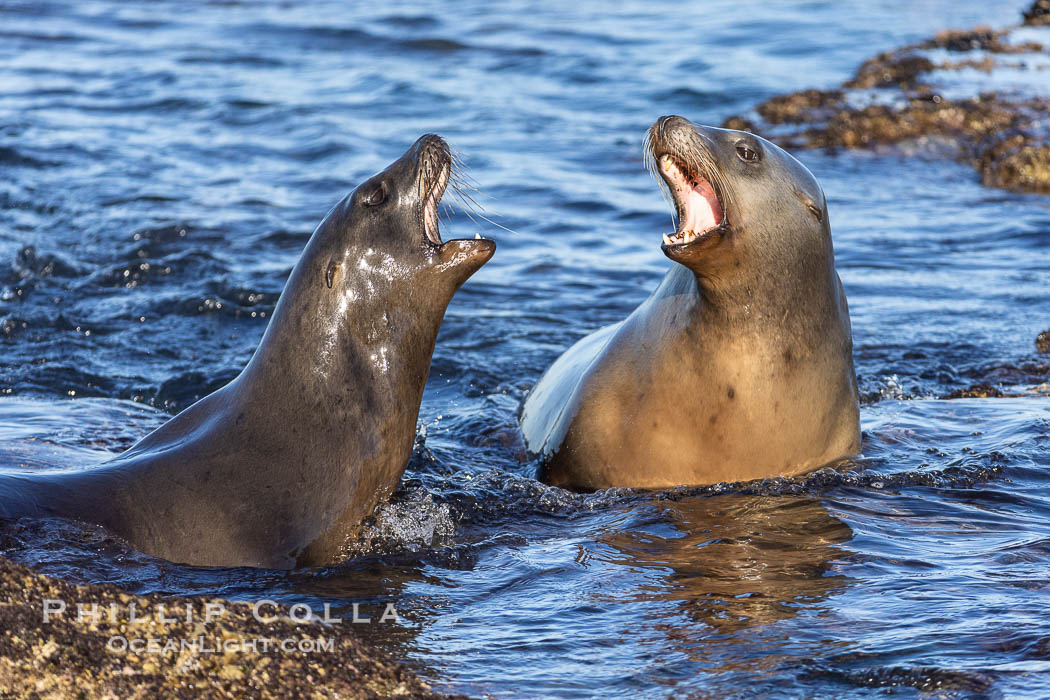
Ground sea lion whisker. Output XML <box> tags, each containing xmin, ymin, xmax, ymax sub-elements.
<box><xmin>431</xmin><ymin>163</ymin><xmax>516</xmax><ymax>237</ymax></box>
<box><xmin>452</xmin><ymin>181</ymin><xmax>485</xmax><ymax>201</ymax></box>
<box><xmin>644</xmin><ymin>131</ymin><xmax>683</xmax><ymax>232</ymax></box>
<box><xmin>421</xmin><ymin>170</ymin><xmax>509</xmax><ymax>240</ymax></box>
<box><xmin>450</xmin><ymin>191</ymin><xmax>489</xmax><ymax>231</ymax></box>
<box><xmin>449</xmin><ymin>170</ymin><xmax>486</xmax><ymax>199</ymax></box>
<box><xmin>439</xmin><ymin>199</ymin><xmax>457</xmax><ymax>237</ymax></box>
<box><xmin>449</xmin><ymin>187</ymin><xmax>489</xmax><ymax>217</ymax></box>
<box><xmin>450</xmin><ymin>181</ymin><xmax>485</xmax><ymax>205</ymax></box>
<box><xmin>421</xmin><ymin>155</ymin><xmax>451</xmax><ymax>245</ymax></box>
<box><xmin>447</xmin><ymin>149</ymin><xmax>487</xmax><ymax>191</ymax></box>
<box><xmin>455</xmin><ymin>204</ymin><xmax>484</xmax><ymax>230</ymax></box>
<box><xmin>450</xmin><ymin>192</ymin><xmax>482</xmax><ymax>218</ymax></box>
<box><xmin>446</xmin><ymin>151</ymin><xmax>471</xmax><ymax>174</ymax></box>
<box><xmin>451</xmin><ymin>173</ymin><xmax>481</xmax><ymax>196</ymax></box>
<box><xmin>451</xmin><ymin>195</ymin><xmax>519</xmax><ymax>236</ymax></box>
<box><xmin>448</xmin><ymin>180</ymin><xmax>480</xmax><ymax>212</ymax></box>
<box><xmin>469</xmin><ymin>211</ymin><xmax>519</xmax><ymax>236</ymax></box>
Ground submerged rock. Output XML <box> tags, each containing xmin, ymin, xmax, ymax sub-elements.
<box><xmin>1037</xmin><ymin>329</ymin><xmax>1050</xmax><ymax>353</ymax></box>
<box><xmin>943</xmin><ymin>383</ymin><xmax>1006</xmax><ymax>399</ymax></box>
<box><xmin>724</xmin><ymin>1</ymin><xmax>1050</xmax><ymax>194</ymax></box>
<box><xmin>0</xmin><ymin>556</ymin><xmax>463</xmax><ymax>699</ymax></box>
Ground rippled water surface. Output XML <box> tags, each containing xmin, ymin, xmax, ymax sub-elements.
<box><xmin>2</xmin><ymin>1</ymin><xmax>1050</xmax><ymax>698</ymax></box>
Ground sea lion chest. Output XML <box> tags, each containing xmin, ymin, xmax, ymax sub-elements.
<box><xmin>543</xmin><ymin>288</ymin><xmax>849</xmax><ymax>488</ymax></box>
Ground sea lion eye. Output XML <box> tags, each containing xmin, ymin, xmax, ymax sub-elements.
<box><xmin>364</xmin><ymin>185</ymin><xmax>386</xmax><ymax>207</ymax></box>
<box><xmin>736</xmin><ymin>143</ymin><xmax>760</xmax><ymax>163</ymax></box>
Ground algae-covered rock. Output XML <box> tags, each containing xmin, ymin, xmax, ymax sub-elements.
<box><xmin>0</xmin><ymin>556</ymin><xmax>466</xmax><ymax>699</ymax></box>
<box><xmin>724</xmin><ymin>1</ymin><xmax>1050</xmax><ymax>194</ymax></box>
<box><xmin>1037</xmin><ymin>329</ymin><xmax>1050</xmax><ymax>353</ymax></box>
<box><xmin>1024</xmin><ymin>0</ymin><xmax>1050</xmax><ymax>26</ymax></box>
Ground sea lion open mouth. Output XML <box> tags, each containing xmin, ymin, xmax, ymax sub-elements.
<box><xmin>419</xmin><ymin>141</ymin><xmax>451</xmax><ymax>246</ymax></box>
<box><xmin>416</xmin><ymin>134</ymin><xmax>490</xmax><ymax>251</ymax></box>
<box><xmin>655</xmin><ymin>153</ymin><xmax>727</xmax><ymax>249</ymax></box>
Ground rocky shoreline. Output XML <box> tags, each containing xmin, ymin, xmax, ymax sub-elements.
<box><xmin>0</xmin><ymin>556</ymin><xmax>461</xmax><ymax>699</ymax></box>
<box><xmin>724</xmin><ymin>1</ymin><xmax>1050</xmax><ymax>194</ymax></box>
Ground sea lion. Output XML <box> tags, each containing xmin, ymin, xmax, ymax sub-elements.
<box><xmin>520</xmin><ymin>116</ymin><xmax>859</xmax><ymax>489</ymax></box>
<box><xmin>0</xmin><ymin>134</ymin><xmax>495</xmax><ymax>568</ymax></box>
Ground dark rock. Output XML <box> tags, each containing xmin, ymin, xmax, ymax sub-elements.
<box><xmin>722</xmin><ymin>16</ymin><xmax>1050</xmax><ymax>194</ymax></box>
<box><xmin>918</xmin><ymin>27</ymin><xmax>1042</xmax><ymax>53</ymax></box>
<box><xmin>721</xmin><ymin>116</ymin><xmax>757</xmax><ymax>133</ymax></box>
<box><xmin>978</xmin><ymin>135</ymin><xmax>1050</xmax><ymax>193</ymax></box>
<box><xmin>943</xmin><ymin>383</ymin><xmax>1005</xmax><ymax>399</ymax></box>
<box><xmin>755</xmin><ymin>89</ymin><xmax>844</xmax><ymax>124</ymax></box>
<box><xmin>846</xmin><ymin>53</ymin><xmax>935</xmax><ymax>89</ymax></box>
<box><xmin>1024</xmin><ymin>0</ymin><xmax>1050</xmax><ymax>26</ymax></box>
<box><xmin>1037</xmin><ymin>329</ymin><xmax>1050</xmax><ymax>353</ymax></box>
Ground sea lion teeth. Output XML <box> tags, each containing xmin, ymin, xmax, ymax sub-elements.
<box><xmin>663</xmin><ymin>233</ymin><xmax>674</xmax><ymax>246</ymax></box>
<box><xmin>475</xmin><ymin>232</ymin><xmax>482</xmax><ymax>239</ymax></box>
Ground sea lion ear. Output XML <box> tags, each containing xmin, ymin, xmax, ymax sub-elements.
<box><xmin>434</xmin><ymin>238</ymin><xmax>496</xmax><ymax>282</ymax></box>
<box><xmin>794</xmin><ymin>187</ymin><xmax>824</xmax><ymax>223</ymax></box>
<box><xmin>804</xmin><ymin>199</ymin><xmax>823</xmax><ymax>223</ymax></box>
<box><xmin>324</xmin><ymin>260</ymin><xmax>343</xmax><ymax>289</ymax></box>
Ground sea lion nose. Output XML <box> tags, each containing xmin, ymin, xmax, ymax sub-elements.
<box><xmin>656</xmin><ymin>115</ymin><xmax>691</xmax><ymax>140</ymax></box>
<box><xmin>414</xmin><ymin>133</ymin><xmax>449</xmax><ymax>157</ymax></box>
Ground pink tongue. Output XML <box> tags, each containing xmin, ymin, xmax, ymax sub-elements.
<box><xmin>683</xmin><ymin>180</ymin><xmax>722</xmax><ymax>232</ymax></box>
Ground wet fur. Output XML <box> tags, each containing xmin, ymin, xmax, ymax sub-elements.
<box><xmin>0</xmin><ymin>136</ymin><xmax>494</xmax><ymax>568</ymax></box>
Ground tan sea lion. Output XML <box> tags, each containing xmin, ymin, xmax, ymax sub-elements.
<box><xmin>521</xmin><ymin>116</ymin><xmax>859</xmax><ymax>489</ymax></box>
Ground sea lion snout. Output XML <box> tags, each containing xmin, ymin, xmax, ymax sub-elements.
<box><xmin>645</xmin><ymin>118</ymin><xmax>734</xmax><ymax>268</ymax></box>
<box><xmin>654</xmin><ymin>114</ymin><xmax>694</xmax><ymax>140</ymax></box>
<box><xmin>645</xmin><ymin>118</ymin><xmax>829</xmax><ymax>282</ymax></box>
<box><xmin>322</xmin><ymin>135</ymin><xmax>495</xmax><ymax>287</ymax></box>
<box><xmin>437</xmin><ymin>237</ymin><xmax>496</xmax><ymax>283</ymax></box>
<box><xmin>410</xmin><ymin>134</ymin><xmax>453</xmax><ymax>246</ymax></box>
<box><xmin>404</xmin><ymin>135</ymin><xmax>496</xmax><ymax>281</ymax></box>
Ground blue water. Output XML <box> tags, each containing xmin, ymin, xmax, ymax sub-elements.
<box><xmin>2</xmin><ymin>1</ymin><xmax>1050</xmax><ymax>697</ymax></box>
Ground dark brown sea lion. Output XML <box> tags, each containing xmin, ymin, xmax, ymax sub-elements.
<box><xmin>521</xmin><ymin>116</ymin><xmax>859</xmax><ymax>489</ymax></box>
<box><xmin>0</xmin><ymin>134</ymin><xmax>495</xmax><ymax>568</ymax></box>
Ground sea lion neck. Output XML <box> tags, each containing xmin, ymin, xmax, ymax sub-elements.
<box><xmin>235</xmin><ymin>234</ymin><xmax>449</xmax><ymax>428</ymax></box>
<box><xmin>674</xmin><ymin>242</ymin><xmax>841</xmax><ymax>337</ymax></box>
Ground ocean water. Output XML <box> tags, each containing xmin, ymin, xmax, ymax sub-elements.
<box><xmin>1</xmin><ymin>1</ymin><xmax>1049</xmax><ymax>697</ymax></box>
